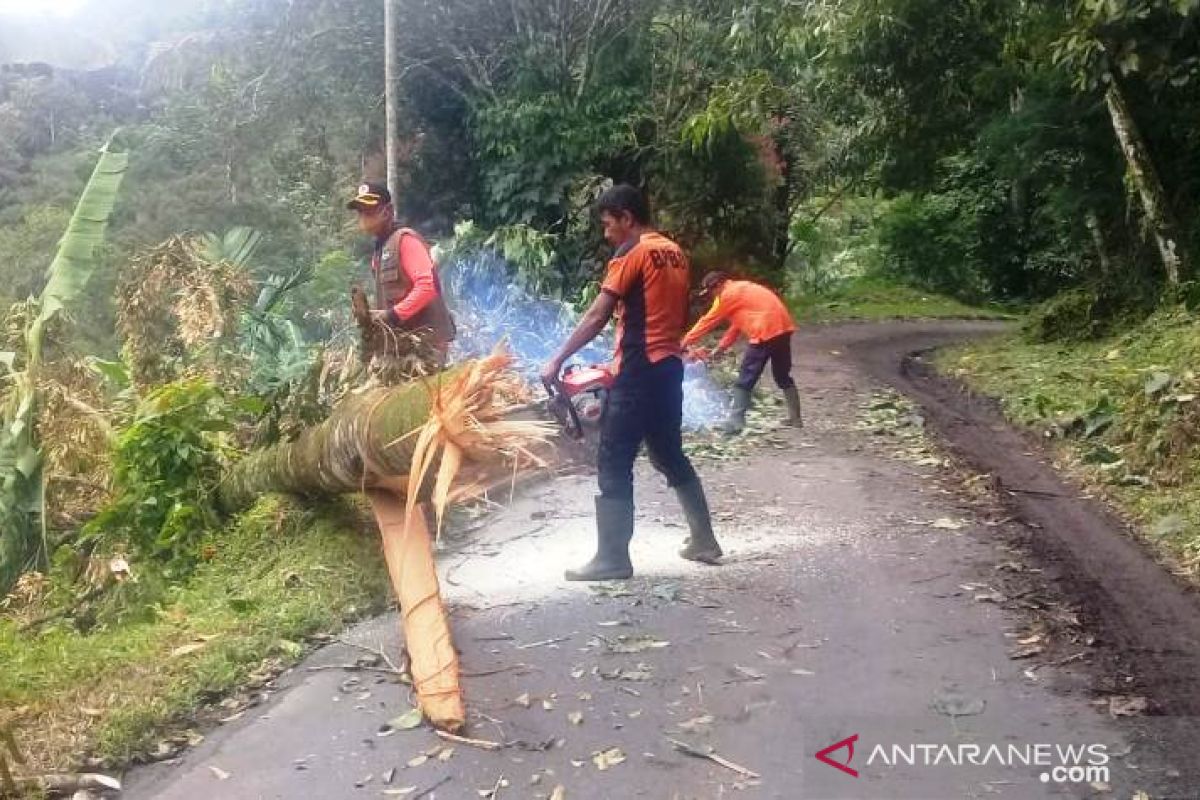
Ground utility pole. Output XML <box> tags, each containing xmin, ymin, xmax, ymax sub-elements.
<box><xmin>384</xmin><ymin>0</ymin><xmax>400</xmax><ymax>203</ymax></box>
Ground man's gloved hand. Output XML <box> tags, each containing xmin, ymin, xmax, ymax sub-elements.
<box><xmin>369</xmin><ymin>309</ymin><xmax>389</xmax><ymax>324</ymax></box>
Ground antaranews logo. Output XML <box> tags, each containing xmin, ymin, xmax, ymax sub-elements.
<box><xmin>814</xmin><ymin>735</ymin><xmax>1110</xmax><ymax>785</ymax></box>
<box><xmin>815</xmin><ymin>734</ymin><xmax>860</xmax><ymax>778</ymax></box>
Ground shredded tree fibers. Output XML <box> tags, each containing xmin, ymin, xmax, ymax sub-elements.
<box><xmin>218</xmin><ymin>346</ymin><xmax>550</xmax><ymax>732</ymax></box>
<box><xmin>218</xmin><ymin>346</ymin><xmax>552</xmax><ymax>525</ymax></box>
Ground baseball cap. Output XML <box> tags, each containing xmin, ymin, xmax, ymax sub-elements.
<box><xmin>347</xmin><ymin>181</ymin><xmax>391</xmax><ymax>211</ymax></box>
<box><xmin>698</xmin><ymin>270</ymin><xmax>729</xmax><ymax>299</ymax></box>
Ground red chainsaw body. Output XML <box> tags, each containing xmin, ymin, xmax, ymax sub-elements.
<box><xmin>560</xmin><ymin>364</ymin><xmax>613</xmax><ymax>428</ymax></box>
<box><xmin>560</xmin><ymin>364</ymin><xmax>614</xmax><ymax>396</ymax></box>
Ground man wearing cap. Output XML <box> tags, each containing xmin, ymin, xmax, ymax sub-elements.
<box><xmin>539</xmin><ymin>184</ymin><xmax>723</xmax><ymax>581</ymax></box>
<box><xmin>347</xmin><ymin>182</ymin><xmax>455</xmax><ymax>374</ymax></box>
<box><xmin>683</xmin><ymin>271</ymin><xmax>802</xmax><ymax>434</ymax></box>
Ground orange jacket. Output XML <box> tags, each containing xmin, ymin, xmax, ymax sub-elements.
<box><xmin>682</xmin><ymin>279</ymin><xmax>796</xmax><ymax>351</ymax></box>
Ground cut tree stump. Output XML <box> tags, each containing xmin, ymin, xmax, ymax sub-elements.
<box><xmin>366</xmin><ymin>490</ymin><xmax>465</xmax><ymax>733</ymax></box>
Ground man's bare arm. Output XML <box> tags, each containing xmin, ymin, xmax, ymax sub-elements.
<box><xmin>540</xmin><ymin>291</ymin><xmax>618</xmax><ymax>385</ymax></box>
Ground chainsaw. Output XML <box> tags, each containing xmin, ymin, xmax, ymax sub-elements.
<box><xmin>542</xmin><ymin>363</ymin><xmax>614</xmax><ymax>442</ymax></box>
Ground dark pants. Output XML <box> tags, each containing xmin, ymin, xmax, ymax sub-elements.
<box><xmin>597</xmin><ymin>356</ymin><xmax>699</xmax><ymax>500</ymax></box>
<box><xmin>736</xmin><ymin>332</ymin><xmax>796</xmax><ymax>391</ymax></box>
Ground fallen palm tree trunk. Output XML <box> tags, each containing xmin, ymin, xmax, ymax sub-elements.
<box><xmin>219</xmin><ymin>347</ymin><xmax>551</xmax><ymax>523</ymax></box>
<box><xmin>368</xmin><ymin>491</ymin><xmax>464</xmax><ymax>731</ymax></box>
<box><xmin>219</xmin><ymin>347</ymin><xmax>552</xmax><ymax>731</ymax></box>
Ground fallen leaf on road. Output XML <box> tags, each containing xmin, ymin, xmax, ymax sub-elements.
<box><xmin>931</xmin><ymin>691</ymin><xmax>986</xmax><ymax>718</ymax></box>
<box><xmin>677</xmin><ymin>714</ymin><xmax>713</xmax><ymax>732</ymax></box>
<box><xmin>928</xmin><ymin>518</ymin><xmax>967</xmax><ymax>530</ymax></box>
<box><xmin>387</xmin><ymin>708</ymin><xmax>423</xmax><ymax>731</ymax></box>
<box><xmin>975</xmin><ymin>591</ymin><xmax>1007</xmax><ymax>604</ymax></box>
<box><xmin>382</xmin><ymin>768</ymin><xmax>395</xmax><ymax>784</ymax></box>
<box><xmin>596</xmin><ymin>620</ymin><xmax>630</xmax><ymax>628</ymax></box>
<box><xmin>790</xmin><ymin>668</ymin><xmax>815</xmax><ymax>676</ymax></box>
<box><xmin>666</xmin><ymin>738</ymin><xmax>759</xmax><ymax>778</ymax></box>
<box><xmin>437</xmin><ymin>747</ymin><xmax>455</xmax><ymax>762</ymax></box>
<box><xmin>542</xmin><ymin>699</ymin><xmax>556</xmax><ymax>711</ymax></box>
<box><xmin>382</xmin><ymin>788</ymin><xmax>417</xmax><ymax>797</ymax></box>
<box><xmin>606</xmin><ymin>635</ymin><xmax>670</xmax><ymax>654</ymax></box>
<box><xmin>592</xmin><ymin>747</ymin><xmax>626</xmax><ymax>770</ymax></box>
<box><xmin>407</xmin><ymin>755</ymin><xmax>428</xmax><ymax>768</ymax></box>
<box><xmin>652</xmin><ymin>583</ymin><xmax>681</xmax><ymax>601</ymax></box>
<box><xmin>477</xmin><ymin>776</ymin><xmax>509</xmax><ymax>798</ymax></box>
<box><xmin>514</xmin><ymin>692</ymin><xmax>531</xmax><ymax>709</ymax></box>
<box><xmin>600</xmin><ymin>665</ymin><xmax>653</xmax><ymax>681</ymax></box>
<box><xmin>1089</xmin><ymin>781</ymin><xmax>1111</xmax><ymax>792</ymax></box>
<box><xmin>589</xmin><ymin>584</ymin><xmax>633</xmax><ymax>598</ymax></box>
<box><xmin>1108</xmin><ymin>695</ymin><xmax>1149</xmax><ymax>717</ymax></box>
<box><xmin>435</xmin><ymin>730</ymin><xmax>503</xmax><ymax>751</ymax></box>
<box><xmin>568</xmin><ymin>712</ymin><xmax>584</xmax><ymax>726</ymax></box>
<box><xmin>570</xmin><ymin>667</ymin><xmax>585</xmax><ymax>679</ymax></box>
<box><xmin>208</xmin><ymin>766</ymin><xmax>230</xmax><ymax>781</ymax></box>
<box><xmin>549</xmin><ymin>786</ymin><xmax>566</xmax><ymax>800</ymax></box>
<box><xmin>732</xmin><ymin>664</ymin><xmax>764</xmax><ymax>681</ymax></box>
<box><xmin>1008</xmin><ymin>645</ymin><xmax>1044</xmax><ymax>660</ymax></box>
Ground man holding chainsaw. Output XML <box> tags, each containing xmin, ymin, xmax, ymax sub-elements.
<box><xmin>347</xmin><ymin>182</ymin><xmax>455</xmax><ymax>372</ymax></box>
<box><xmin>683</xmin><ymin>271</ymin><xmax>802</xmax><ymax>434</ymax></box>
<box><xmin>540</xmin><ymin>184</ymin><xmax>722</xmax><ymax>581</ymax></box>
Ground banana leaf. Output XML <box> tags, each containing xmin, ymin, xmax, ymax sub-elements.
<box><xmin>0</xmin><ymin>142</ymin><xmax>129</xmax><ymax>592</ymax></box>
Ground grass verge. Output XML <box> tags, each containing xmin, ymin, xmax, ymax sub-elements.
<box><xmin>937</xmin><ymin>306</ymin><xmax>1200</xmax><ymax>576</ymax></box>
<box><xmin>791</xmin><ymin>276</ymin><xmax>1013</xmax><ymax>323</ymax></box>
<box><xmin>0</xmin><ymin>495</ymin><xmax>390</xmax><ymax>775</ymax></box>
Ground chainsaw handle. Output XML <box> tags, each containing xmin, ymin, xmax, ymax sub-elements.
<box><xmin>544</xmin><ymin>377</ymin><xmax>585</xmax><ymax>440</ymax></box>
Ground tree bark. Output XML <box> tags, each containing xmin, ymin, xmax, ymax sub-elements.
<box><xmin>1103</xmin><ymin>77</ymin><xmax>1186</xmax><ymax>285</ymax></box>
<box><xmin>1085</xmin><ymin>208</ymin><xmax>1113</xmax><ymax>278</ymax></box>
<box><xmin>384</xmin><ymin>0</ymin><xmax>401</xmax><ymax>201</ymax></box>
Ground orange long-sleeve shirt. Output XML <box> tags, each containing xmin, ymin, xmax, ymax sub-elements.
<box><xmin>682</xmin><ymin>279</ymin><xmax>796</xmax><ymax>351</ymax></box>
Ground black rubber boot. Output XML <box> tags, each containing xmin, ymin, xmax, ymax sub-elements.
<box><xmin>676</xmin><ymin>479</ymin><xmax>723</xmax><ymax>564</ymax></box>
<box><xmin>565</xmin><ymin>496</ymin><xmax>634</xmax><ymax>581</ymax></box>
<box><xmin>721</xmin><ymin>387</ymin><xmax>751</xmax><ymax>435</ymax></box>
<box><xmin>783</xmin><ymin>385</ymin><xmax>803</xmax><ymax>428</ymax></box>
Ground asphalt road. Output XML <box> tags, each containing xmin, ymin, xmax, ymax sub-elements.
<box><xmin>124</xmin><ymin>321</ymin><xmax>1199</xmax><ymax>800</ymax></box>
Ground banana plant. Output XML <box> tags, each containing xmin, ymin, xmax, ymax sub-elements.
<box><xmin>0</xmin><ymin>140</ymin><xmax>129</xmax><ymax>592</ymax></box>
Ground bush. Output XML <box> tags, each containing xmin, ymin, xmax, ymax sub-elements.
<box><xmin>83</xmin><ymin>378</ymin><xmax>246</xmax><ymax>566</ymax></box>
<box><xmin>1023</xmin><ymin>287</ymin><xmax>1105</xmax><ymax>343</ymax></box>
<box><xmin>876</xmin><ymin>191</ymin><xmax>990</xmax><ymax>303</ymax></box>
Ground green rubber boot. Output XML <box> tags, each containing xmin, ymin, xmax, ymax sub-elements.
<box><xmin>722</xmin><ymin>387</ymin><xmax>752</xmax><ymax>435</ymax></box>
<box><xmin>565</xmin><ymin>496</ymin><xmax>634</xmax><ymax>581</ymax></box>
<box><xmin>676</xmin><ymin>479</ymin><xmax>723</xmax><ymax>564</ymax></box>
<box><xmin>783</xmin><ymin>385</ymin><xmax>803</xmax><ymax>428</ymax></box>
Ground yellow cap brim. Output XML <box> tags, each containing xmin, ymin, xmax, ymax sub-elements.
<box><xmin>347</xmin><ymin>195</ymin><xmax>382</xmax><ymax>210</ymax></box>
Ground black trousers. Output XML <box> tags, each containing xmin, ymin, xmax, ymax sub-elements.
<box><xmin>596</xmin><ymin>356</ymin><xmax>699</xmax><ymax>500</ymax></box>
<box><xmin>736</xmin><ymin>332</ymin><xmax>796</xmax><ymax>391</ymax></box>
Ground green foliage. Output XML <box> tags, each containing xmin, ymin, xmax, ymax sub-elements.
<box><xmin>0</xmin><ymin>205</ymin><xmax>71</xmax><ymax>306</ymax></box>
<box><xmin>438</xmin><ymin>220</ymin><xmax>562</xmax><ymax>294</ymax></box>
<box><xmin>0</xmin><ymin>143</ymin><xmax>128</xmax><ymax>593</ymax></box>
<box><xmin>943</xmin><ymin>306</ymin><xmax>1200</xmax><ymax>570</ymax></box>
<box><xmin>0</xmin><ymin>495</ymin><xmax>390</xmax><ymax>769</ymax></box>
<box><xmin>83</xmin><ymin>379</ymin><xmax>242</xmax><ymax>565</ymax></box>
<box><xmin>470</xmin><ymin>90</ymin><xmax>641</xmax><ymax>229</ymax></box>
<box><xmin>876</xmin><ymin>191</ymin><xmax>992</xmax><ymax>303</ymax></box>
<box><xmin>1023</xmin><ymin>287</ymin><xmax>1107</xmax><ymax>343</ymax></box>
<box><xmin>788</xmin><ymin>275</ymin><xmax>1005</xmax><ymax>323</ymax></box>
